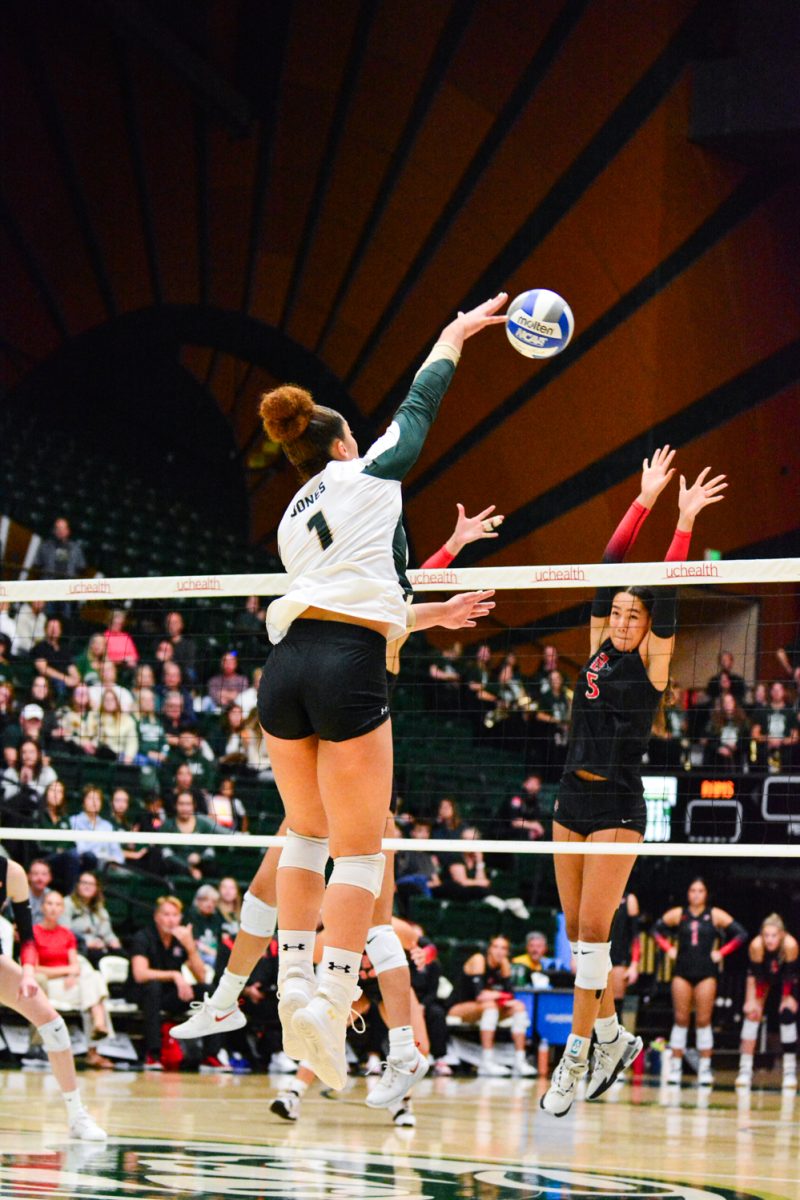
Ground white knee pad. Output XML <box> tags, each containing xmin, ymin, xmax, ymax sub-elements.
<box><xmin>278</xmin><ymin>829</ymin><xmax>329</xmax><ymax>875</ymax></box>
<box><xmin>574</xmin><ymin>941</ymin><xmax>611</xmax><ymax>991</ymax></box>
<box><xmin>696</xmin><ymin>1025</ymin><xmax>714</xmax><ymax>1052</ymax></box>
<box><xmin>780</xmin><ymin>1018</ymin><xmax>798</xmax><ymax>1046</ymax></box>
<box><xmin>511</xmin><ymin>1007</ymin><xmax>529</xmax><ymax>1035</ymax></box>
<box><xmin>670</xmin><ymin>1024</ymin><xmax>688</xmax><ymax>1051</ymax></box>
<box><xmin>38</xmin><ymin>1016</ymin><xmax>70</xmax><ymax>1053</ymax></box>
<box><xmin>479</xmin><ymin>1005</ymin><xmax>500</xmax><ymax>1033</ymax></box>
<box><xmin>329</xmin><ymin>852</ymin><xmax>385</xmax><ymax>897</ymax></box>
<box><xmin>240</xmin><ymin>890</ymin><xmax>278</xmax><ymax>938</ymax></box>
<box><xmin>365</xmin><ymin>924</ymin><xmax>407</xmax><ymax>974</ymax></box>
<box><xmin>741</xmin><ymin>1018</ymin><xmax>761</xmax><ymax>1042</ymax></box>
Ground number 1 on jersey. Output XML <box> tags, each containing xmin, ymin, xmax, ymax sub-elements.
<box><xmin>307</xmin><ymin>510</ymin><xmax>333</xmax><ymax>550</ymax></box>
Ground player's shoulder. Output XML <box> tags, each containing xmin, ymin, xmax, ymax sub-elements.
<box><xmin>464</xmin><ymin>952</ymin><xmax>485</xmax><ymax>974</ymax></box>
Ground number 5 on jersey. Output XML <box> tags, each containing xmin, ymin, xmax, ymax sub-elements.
<box><xmin>307</xmin><ymin>511</ymin><xmax>334</xmax><ymax>550</ymax></box>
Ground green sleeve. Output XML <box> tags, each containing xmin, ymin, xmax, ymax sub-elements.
<box><xmin>363</xmin><ymin>359</ymin><xmax>456</xmax><ymax>482</ymax></box>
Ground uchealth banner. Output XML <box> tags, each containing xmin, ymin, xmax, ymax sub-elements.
<box><xmin>0</xmin><ymin>558</ymin><xmax>797</xmax><ymax>602</ymax></box>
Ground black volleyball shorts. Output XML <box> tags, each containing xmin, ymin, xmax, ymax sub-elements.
<box><xmin>554</xmin><ymin>771</ymin><xmax>647</xmax><ymax>838</ymax></box>
<box><xmin>258</xmin><ymin>618</ymin><xmax>390</xmax><ymax>743</ymax></box>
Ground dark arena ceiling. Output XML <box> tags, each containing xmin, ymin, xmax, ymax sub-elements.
<box><xmin>1</xmin><ymin>0</ymin><xmax>799</xmax><ymax>567</ymax></box>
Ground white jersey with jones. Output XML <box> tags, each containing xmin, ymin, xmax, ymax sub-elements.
<box><xmin>267</xmin><ymin>352</ymin><xmax>458</xmax><ymax>645</ymax></box>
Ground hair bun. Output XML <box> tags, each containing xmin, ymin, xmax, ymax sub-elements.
<box><xmin>259</xmin><ymin>386</ymin><xmax>315</xmax><ymax>445</ymax></box>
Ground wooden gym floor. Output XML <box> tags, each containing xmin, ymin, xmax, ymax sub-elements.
<box><xmin>0</xmin><ymin>1069</ymin><xmax>797</xmax><ymax>1199</ymax></box>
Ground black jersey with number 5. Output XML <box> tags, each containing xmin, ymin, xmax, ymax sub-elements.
<box><xmin>564</xmin><ymin>638</ymin><xmax>661</xmax><ymax>786</ymax></box>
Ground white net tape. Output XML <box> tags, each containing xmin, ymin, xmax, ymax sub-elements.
<box><xmin>2</xmin><ymin>558</ymin><xmax>799</xmax><ymax>602</ymax></box>
<box><xmin>0</xmin><ymin>827</ymin><xmax>798</xmax><ymax>856</ymax></box>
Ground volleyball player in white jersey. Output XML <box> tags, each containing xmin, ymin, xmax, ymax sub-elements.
<box><xmin>177</xmin><ymin>294</ymin><xmax>507</xmax><ymax>1094</ymax></box>
<box><xmin>173</xmin><ymin>502</ymin><xmax>499</xmax><ymax>1113</ymax></box>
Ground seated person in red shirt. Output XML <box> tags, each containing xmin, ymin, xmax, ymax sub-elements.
<box><xmin>33</xmin><ymin>890</ymin><xmax>112</xmax><ymax>1067</ymax></box>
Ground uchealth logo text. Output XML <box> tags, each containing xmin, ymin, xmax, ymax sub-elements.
<box><xmin>532</xmin><ymin>566</ymin><xmax>586</xmax><ymax>582</ymax></box>
<box><xmin>175</xmin><ymin>576</ymin><xmax>222</xmax><ymax>592</ymax></box>
<box><xmin>409</xmin><ymin>570</ymin><xmax>460</xmax><ymax>585</ymax></box>
<box><xmin>67</xmin><ymin>580</ymin><xmax>111</xmax><ymax>595</ymax></box>
<box><xmin>664</xmin><ymin>563</ymin><xmax>719</xmax><ymax>579</ymax></box>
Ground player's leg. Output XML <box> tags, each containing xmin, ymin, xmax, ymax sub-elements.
<box><xmin>694</xmin><ymin>976</ymin><xmax>717</xmax><ymax>1086</ymax></box>
<box><xmin>501</xmin><ymin>1000</ymin><xmax>536</xmax><ymax>1076</ymax></box>
<box><xmin>779</xmin><ymin>1003</ymin><xmax>798</xmax><ymax>1091</ymax></box>
<box><xmin>263</xmin><ymin>733</ymin><xmax>329</xmax><ymax>1062</ymax></box>
<box><xmin>0</xmin><ymin>958</ymin><xmax>105</xmax><ymax>1140</ymax></box>
<box><xmin>610</xmin><ymin>965</ymin><xmax>628</xmax><ymax>1022</ymax></box>
<box><xmin>541</xmin><ymin>830</ymin><xmax>587</xmax><ymax>1110</ymax></box>
<box><xmin>291</xmin><ymin>721</ymin><xmax>392</xmax><ymax>1090</ymax></box>
<box><xmin>270</xmin><ymin>1061</ymin><xmax>316</xmax><ymax>1122</ymax></box>
<box><xmin>668</xmin><ymin>977</ymin><xmax>692</xmax><ymax>1083</ymax></box>
<box><xmin>172</xmin><ymin>820</ymin><xmax>288</xmax><ymax>1040</ymax></box>
<box><xmin>364</xmin><ymin>816</ymin><xmax>428</xmax><ymax>1108</ymax></box>
<box><xmin>543</xmin><ymin>826</ymin><xmax>639</xmax><ymax>1115</ymax></box>
<box><xmin>736</xmin><ymin>993</ymin><xmax>764</xmax><ymax>1087</ymax></box>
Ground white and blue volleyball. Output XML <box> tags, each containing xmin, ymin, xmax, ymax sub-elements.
<box><xmin>505</xmin><ymin>288</ymin><xmax>574</xmax><ymax>359</ymax></box>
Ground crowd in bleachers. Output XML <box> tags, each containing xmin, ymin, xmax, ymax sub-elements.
<box><xmin>425</xmin><ymin>639</ymin><xmax>800</xmax><ymax>781</ymax></box>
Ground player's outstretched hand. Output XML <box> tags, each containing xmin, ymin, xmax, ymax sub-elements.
<box><xmin>439</xmin><ymin>590</ymin><xmax>496</xmax><ymax>630</ymax></box>
<box><xmin>640</xmin><ymin>445</ymin><xmax>676</xmax><ymax>507</ymax></box>
<box><xmin>450</xmin><ymin>503</ymin><xmax>505</xmax><ymax>552</ymax></box>
<box><xmin>441</xmin><ymin>293</ymin><xmax>508</xmax><ymax>351</ymax></box>
<box><xmin>678</xmin><ymin>467</ymin><xmax>727</xmax><ymax>524</ymax></box>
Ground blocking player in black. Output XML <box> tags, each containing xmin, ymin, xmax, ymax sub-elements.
<box><xmin>541</xmin><ymin>448</ymin><xmax>727</xmax><ymax>1117</ymax></box>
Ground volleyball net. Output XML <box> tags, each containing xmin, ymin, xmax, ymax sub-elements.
<box><xmin>0</xmin><ymin>558</ymin><xmax>797</xmax><ymax>866</ymax></box>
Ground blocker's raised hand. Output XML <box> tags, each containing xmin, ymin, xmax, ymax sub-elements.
<box><xmin>678</xmin><ymin>467</ymin><xmax>727</xmax><ymax>523</ymax></box>
<box><xmin>640</xmin><ymin>445</ymin><xmax>677</xmax><ymax>507</ymax></box>
<box><xmin>450</xmin><ymin>504</ymin><xmax>505</xmax><ymax>552</ymax></box>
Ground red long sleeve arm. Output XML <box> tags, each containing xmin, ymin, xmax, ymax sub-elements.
<box><xmin>420</xmin><ymin>545</ymin><xmax>455</xmax><ymax>569</ymax></box>
<box><xmin>664</xmin><ymin>528</ymin><xmax>692</xmax><ymax>562</ymax></box>
<box><xmin>603</xmin><ymin>500</ymin><xmax>650</xmax><ymax>564</ymax></box>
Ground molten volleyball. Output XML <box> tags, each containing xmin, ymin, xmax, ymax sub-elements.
<box><xmin>505</xmin><ymin>288</ymin><xmax>574</xmax><ymax>359</ymax></box>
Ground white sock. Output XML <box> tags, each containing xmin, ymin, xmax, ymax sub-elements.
<box><xmin>318</xmin><ymin>946</ymin><xmax>361</xmax><ymax>1004</ymax></box>
<box><xmin>211</xmin><ymin>969</ymin><xmax>249</xmax><ymax>1010</ymax></box>
<box><xmin>481</xmin><ymin>1046</ymin><xmax>494</xmax><ymax>1061</ymax></box>
<box><xmin>783</xmin><ymin>1053</ymin><xmax>797</xmax><ymax>1075</ymax></box>
<box><xmin>388</xmin><ymin>1025</ymin><xmax>415</xmax><ymax>1062</ymax></box>
<box><xmin>594</xmin><ymin>1014</ymin><xmax>620</xmax><ymax>1044</ymax></box>
<box><xmin>739</xmin><ymin>1052</ymin><xmax>753</xmax><ymax>1072</ymax></box>
<box><xmin>278</xmin><ymin>930</ymin><xmax>317</xmax><ymax>974</ymax></box>
<box><xmin>62</xmin><ymin>1088</ymin><xmax>83</xmax><ymax>1121</ymax></box>
<box><xmin>565</xmin><ymin>1032</ymin><xmax>591</xmax><ymax>1062</ymax></box>
<box><xmin>289</xmin><ymin>1076</ymin><xmax>308</xmax><ymax>1096</ymax></box>
<box><xmin>514</xmin><ymin>1048</ymin><xmax>527</xmax><ymax>1067</ymax></box>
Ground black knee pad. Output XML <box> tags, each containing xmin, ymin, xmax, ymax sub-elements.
<box><xmin>779</xmin><ymin>1006</ymin><xmax>798</xmax><ymax>1050</ymax></box>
